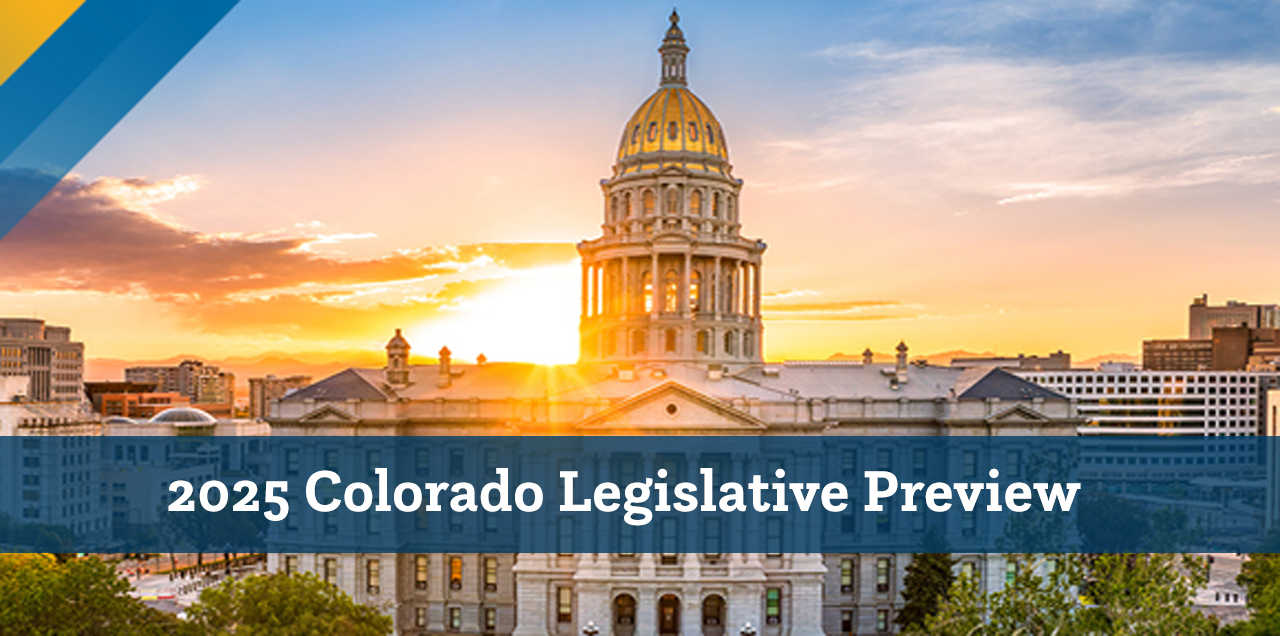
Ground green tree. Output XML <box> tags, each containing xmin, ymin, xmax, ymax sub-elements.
<box><xmin>1078</xmin><ymin>553</ymin><xmax>1217</xmax><ymax>635</ymax></box>
<box><xmin>916</xmin><ymin>554</ymin><xmax>1217</xmax><ymax>636</ymax></box>
<box><xmin>896</xmin><ymin>526</ymin><xmax>958</xmax><ymax>632</ymax></box>
<box><xmin>0</xmin><ymin>553</ymin><xmax>197</xmax><ymax>636</ymax></box>
<box><xmin>187</xmin><ymin>571</ymin><xmax>392</xmax><ymax>636</ymax></box>
<box><xmin>1225</xmin><ymin>553</ymin><xmax>1280</xmax><ymax>635</ymax></box>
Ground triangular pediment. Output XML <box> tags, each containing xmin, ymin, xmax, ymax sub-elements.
<box><xmin>985</xmin><ymin>403</ymin><xmax>1052</xmax><ymax>424</ymax></box>
<box><xmin>577</xmin><ymin>380</ymin><xmax>766</xmax><ymax>433</ymax></box>
<box><xmin>298</xmin><ymin>404</ymin><xmax>359</xmax><ymax>423</ymax></box>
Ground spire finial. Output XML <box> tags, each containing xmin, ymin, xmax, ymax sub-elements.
<box><xmin>659</xmin><ymin>10</ymin><xmax>689</xmax><ymax>87</ymax></box>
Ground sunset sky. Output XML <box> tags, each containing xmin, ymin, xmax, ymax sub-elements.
<box><xmin>4</xmin><ymin>1</ymin><xmax>1280</xmax><ymax>368</ymax></box>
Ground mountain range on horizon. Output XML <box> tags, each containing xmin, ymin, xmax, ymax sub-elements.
<box><xmin>86</xmin><ymin>348</ymin><xmax>1142</xmax><ymax>395</ymax></box>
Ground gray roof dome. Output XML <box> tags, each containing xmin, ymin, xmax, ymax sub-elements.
<box><xmin>149</xmin><ymin>407</ymin><xmax>216</xmax><ymax>424</ymax></box>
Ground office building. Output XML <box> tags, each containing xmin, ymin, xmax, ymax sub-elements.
<box><xmin>1190</xmin><ymin>294</ymin><xmax>1280</xmax><ymax>340</ymax></box>
<box><xmin>247</xmin><ymin>374</ymin><xmax>311</xmax><ymax>420</ymax></box>
<box><xmin>0</xmin><ymin>318</ymin><xmax>85</xmax><ymax>403</ymax></box>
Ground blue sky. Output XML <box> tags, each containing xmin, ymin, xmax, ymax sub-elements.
<box><xmin>8</xmin><ymin>0</ymin><xmax>1280</xmax><ymax>363</ymax></box>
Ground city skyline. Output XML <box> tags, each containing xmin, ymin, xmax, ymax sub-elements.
<box><xmin>3</xmin><ymin>1</ymin><xmax>1280</xmax><ymax>365</ymax></box>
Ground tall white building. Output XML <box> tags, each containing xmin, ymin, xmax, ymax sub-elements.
<box><xmin>1020</xmin><ymin>365</ymin><xmax>1280</xmax><ymax>437</ymax></box>
<box><xmin>266</xmin><ymin>12</ymin><xmax>1080</xmax><ymax>636</ymax></box>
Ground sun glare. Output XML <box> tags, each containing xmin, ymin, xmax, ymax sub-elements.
<box><xmin>407</xmin><ymin>262</ymin><xmax>581</xmax><ymax>365</ymax></box>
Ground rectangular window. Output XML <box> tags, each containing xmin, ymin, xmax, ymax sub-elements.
<box><xmin>367</xmin><ymin>512</ymin><xmax>381</xmax><ymax>534</ymax></box>
<box><xmin>484</xmin><ymin>557</ymin><xmax>498</xmax><ymax>591</ymax></box>
<box><xmin>840</xmin><ymin>558</ymin><xmax>854</xmax><ymax>592</ymax></box>
<box><xmin>1006</xmin><ymin>561</ymin><xmax>1017</xmax><ymax>585</ymax></box>
<box><xmin>765</xmin><ymin>588</ymin><xmax>781</xmax><ymax>624</ymax></box>
<box><xmin>766</xmin><ymin>517</ymin><xmax>783</xmax><ymax>556</ymax></box>
<box><xmin>416</xmin><ymin>448</ymin><xmax>431</xmax><ymax>476</ymax></box>
<box><xmin>841</xmin><ymin>610</ymin><xmax>854</xmax><ymax>635</ymax></box>
<box><xmin>841</xmin><ymin>449</ymin><xmax>856</xmax><ymax>478</ymax></box>
<box><xmin>323</xmin><ymin>449</ymin><xmax>339</xmax><ymax>471</ymax></box>
<box><xmin>1006</xmin><ymin>450</ymin><xmax>1022</xmax><ymax>477</ymax></box>
<box><xmin>416</xmin><ymin>555</ymin><xmax>429</xmax><ymax>590</ymax></box>
<box><xmin>661</xmin><ymin>517</ymin><xmax>679</xmax><ymax>563</ymax></box>
<box><xmin>284</xmin><ymin>555</ymin><xmax>298</xmax><ymax>575</ymax></box>
<box><xmin>450</xmin><ymin>556</ymin><xmax>463</xmax><ymax>590</ymax></box>
<box><xmin>876</xmin><ymin>558</ymin><xmax>890</xmax><ymax>593</ymax></box>
<box><xmin>285</xmin><ymin>449</ymin><xmax>299</xmax><ymax>476</ymax></box>
<box><xmin>960</xmin><ymin>561</ymin><xmax>977</xmax><ymax>578</ymax></box>
<box><xmin>449</xmin><ymin>448</ymin><xmax>464</xmax><ymax>477</ymax></box>
<box><xmin>913</xmin><ymin>448</ymin><xmax>928</xmax><ymax>477</ymax></box>
<box><xmin>961</xmin><ymin>450</ymin><xmax>977</xmax><ymax>478</ymax></box>
<box><xmin>416</xmin><ymin>508</ymin><xmax>430</xmax><ymax>530</ymax></box>
<box><xmin>703</xmin><ymin>518</ymin><xmax>722</xmax><ymax>557</ymax></box>
<box><xmin>841</xmin><ymin>513</ymin><xmax>856</xmax><ymax>534</ymax></box>
<box><xmin>366</xmin><ymin>450</ymin><xmax>381</xmax><ymax>478</ymax></box>
<box><xmin>557</xmin><ymin>587</ymin><xmax>573</xmax><ymax>623</ymax></box>
<box><xmin>366</xmin><ymin>559</ymin><xmax>380</xmax><ymax>595</ymax></box>
<box><xmin>618</xmin><ymin>524</ymin><xmax>636</xmax><ymax>556</ymax></box>
<box><xmin>324</xmin><ymin>512</ymin><xmax>338</xmax><ymax>534</ymax></box>
<box><xmin>323</xmin><ymin>558</ymin><xmax>337</xmax><ymax>584</ymax></box>
<box><xmin>876</xmin><ymin>511</ymin><xmax>890</xmax><ymax>534</ymax></box>
<box><xmin>449</xmin><ymin>607</ymin><xmax>462</xmax><ymax>631</ymax></box>
<box><xmin>877</xmin><ymin>448</ymin><xmax>892</xmax><ymax>471</ymax></box>
<box><xmin>558</xmin><ymin>517</ymin><xmax>574</xmax><ymax>555</ymax></box>
<box><xmin>876</xmin><ymin>609</ymin><xmax>889</xmax><ymax>632</ymax></box>
<box><xmin>484</xmin><ymin>607</ymin><xmax>497</xmax><ymax>631</ymax></box>
<box><xmin>416</xmin><ymin>607</ymin><xmax>427</xmax><ymax>628</ymax></box>
<box><xmin>962</xmin><ymin>512</ymin><xmax>976</xmax><ymax>537</ymax></box>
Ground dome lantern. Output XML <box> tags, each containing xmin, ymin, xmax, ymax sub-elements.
<box><xmin>659</xmin><ymin>9</ymin><xmax>688</xmax><ymax>88</ymax></box>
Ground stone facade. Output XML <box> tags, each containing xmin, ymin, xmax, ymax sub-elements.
<box><xmin>266</xmin><ymin>12</ymin><xmax>1080</xmax><ymax>635</ymax></box>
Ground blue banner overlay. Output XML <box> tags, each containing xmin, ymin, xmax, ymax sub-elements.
<box><xmin>0</xmin><ymin>436</ymin><xmax>1271</xmax><ymax>553</ymax></box>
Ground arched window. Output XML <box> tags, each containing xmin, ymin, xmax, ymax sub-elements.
<box><xmin>690</xmin><ymin>190</ymin><xmax>702</xmax><ymax>216</ymax></box>
<box><xmin>643</xmin><ymin>190</ymin><xmax>655</xmax><ymax>216</ymax></box>
<box><xmin>724</xmin><ymin>330</ymin><xmax>737</xmax><ymax>356</ymax></box>
<box><xmin>696</xmin><ymin>330</ymin><xmax>709</xmax><ymax>355</ymax></box>
<box><xmin>689</xmin><ymin>270</ymin><xmax>701</xmax><ymax>312</ymax></box>
<box><xmin>631</xmin><ymin>330</ymin><xmax>647</xmax><ymax>355</ymax></box>
<box><xmin>642</xmin><ymin>271</ymin><xmax>653</xmax><ymax>313</ymax></box>
<box><xmin>615</xmin><ymin>595</ymin><xmax>636</xmax><ymax>626</ymax></box>
<box><xmin>665</xmin><ymin>328</ymin><xmax>677</xmax><ymax>353</ymax></box>
<box><xmin>703</xmin><ymin>595</ymin><xmax>724</xmax><ymax>626</ymax></box>
<box><xmin>711</xmin><ymin>192</ymin><xmax>720</xmax><ymax>218</ymax></box>
<box><xmin>664</xmin><ymin>270</ymin><xmax>679</xmax><ymax>313</ymax></box>
<box><xmin>624</xmin><ymin>192</ymin><xmax>632</xmax><ymax>218</ymax></box>
<box><xmin>666</xmin><ymin>187</ymin><xmax>679</xmax><ymax>216</ymax></box>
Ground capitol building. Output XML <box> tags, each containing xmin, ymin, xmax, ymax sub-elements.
<box><xmin>267</xmin><ymin>12</ymin><xmax>1078</xmax><ymax>636</ymax></box>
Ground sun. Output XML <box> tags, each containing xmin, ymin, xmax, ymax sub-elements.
<box><xmin>406</xmin><ymin>262</ymin><xmax>581</xmax><ymax>365</ymax></box>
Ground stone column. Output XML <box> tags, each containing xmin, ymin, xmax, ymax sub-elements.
<box><xmin>621</xmin><ymin>256</ymin><xmax>630</xmax><ymax>314</ymax></box>
<box><xmin>581</xmin><ymin>261</ymin><xmax>589</xmax><ymax>318</ymax></box>
<box><xmin>651</xmin><ymin>252</ymin><xmax>660</xmax><ymax>318</ymax></box>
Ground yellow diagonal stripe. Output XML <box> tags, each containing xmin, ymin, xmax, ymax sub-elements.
<box><xmin>0</xmin><ymin>0</ymin><xmax>85</xmax><ymax>85</ymax></box>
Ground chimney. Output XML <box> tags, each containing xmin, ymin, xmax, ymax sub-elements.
<box><xmin>438</xmin><ymin>346</ymin><xmax>452</xmax><ymax>388</ymax></box>
<box><xmin>862</xmin><ymin>348</ymin><xmax>874</xmax><ymax>365</ymax></box>
<box><xmin>385</xmin><ymin>328</ymin><xmax>411</xmax><ymax>386</ymax></box>
<box><xmin>895</xmin><ymin>341</ymin><xmax>909</xmax><ymax>384</ymax></box>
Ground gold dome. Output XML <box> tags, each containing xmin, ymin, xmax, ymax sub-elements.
<box><xmin>613</xmin><ymin>11</ymin><xmax>730</xmax><ymax>177</ymax></box>
<box><xmin>615</xmin><ymin>87</ymin><xmax>730</xmax><ymax>176</ymax></box>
